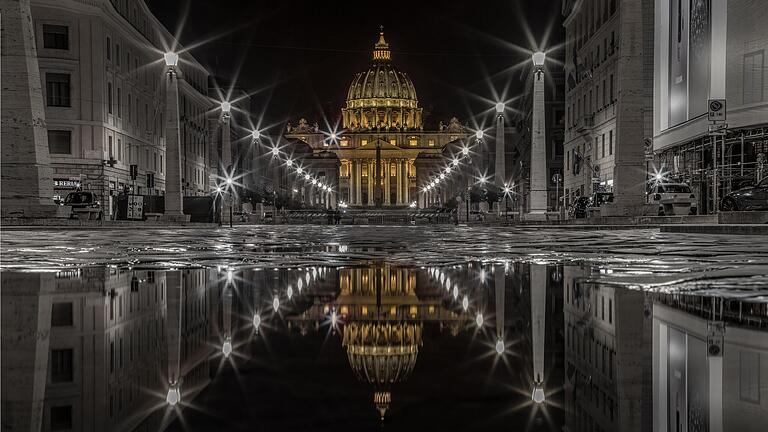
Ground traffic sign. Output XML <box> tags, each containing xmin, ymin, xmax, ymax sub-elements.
<box><xmin>708</xmin><ymin>99</ymin><xmax>726</xmax><ymax>121</ymax></box>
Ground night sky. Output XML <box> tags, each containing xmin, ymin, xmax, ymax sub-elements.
<box><xmin>145</xmin><ymin>0</ymin><xmax>565</xmax><ymax>132</ymax></box>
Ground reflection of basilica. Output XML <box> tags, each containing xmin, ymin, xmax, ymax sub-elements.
<box><xmin>284</xmin><ymin>31</ymin><xmax>469</xmax><ymax>208</ymax></box>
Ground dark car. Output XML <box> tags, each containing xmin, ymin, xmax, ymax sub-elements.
<box><xmin>64</xmin><ymin>191</ymin><xmax>103</xmax><ymax>219</ymax></box>
<box><xmin>568</xmin><ymin>197</ymin><xmax>591</xmax><ymax>218</ymax></box>
<box><xmin>591</xmin><ymin>192</ymin><xmax>614</xmax><ymax>207</ymax></box>
<box><xmin>721</xmin><ymin>177</ymin><xmax>768</xmax><ymax>211</ymax></box>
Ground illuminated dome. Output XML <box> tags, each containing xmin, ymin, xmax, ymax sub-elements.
<box><xmin>342</xmin><ymin>321</ymin><xmax>422</xmax><ymax>420</ymax></box>
<box><xmin>342</xmin><ymin>322</ymin><xmax>422</xmax><ymax>386</ymax></box>
<box><xmin>342</xmin><ymin>31</ymin><xmax>423</xmax><ymax>130</ymax></box>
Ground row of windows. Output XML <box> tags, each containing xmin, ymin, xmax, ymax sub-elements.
<box><xmin>567</xmin><ymin>74</ymin><xmax>615</xmax><ymax>128</ymax></box>
<box><xmin>565</xmin><ymin>130</ymin><xmax>613</xmax><ymax>174</ymax></box>
<box><xmin>339</xmin><ymin>138</ymin><xmax>437</xmax><ymax>148</ymax></box>
<box><xmin>570</xmin><ymin>0</ymin><xmax>617</xmax><ymax>52</ymax></box>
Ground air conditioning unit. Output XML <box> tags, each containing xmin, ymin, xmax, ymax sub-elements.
<box><xmin>707</xmin><ymin>322</ymin><xmax>725</xmax><ymax>357</ymax></box>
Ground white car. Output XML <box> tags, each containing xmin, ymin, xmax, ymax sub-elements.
<box><xmin>649</xmin><ymin>183</ymin><xmax>697</xmax><ymax>216</ymax></box>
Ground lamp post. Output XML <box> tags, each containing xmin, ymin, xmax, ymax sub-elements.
<box><xmin>226</xmin><ymin>177</ymin><xmax>233</xmax><ymax>228</ymax></box>
<box><xmin>495</xmin><ymin>103</ymin><xmax>505</xmax><ymax>188</ymax></box>
<box><xmin>530</xmin><ymin>51</ymin><xmax>548</xmax><ymax>215</ymax></box>
<box><xmin>503</xmin><ymin>184</ymin><xmax>511</xmax><ymax>220</ymax></box>
<box><xmin>530</xmin><ymin>264</ymin><xmax>547</xmax><ymax>405</ymax></box>
<box><xmin>163</xmin><ymin>52</ymin><xmax>186</xmax><ymax>221</ymax></box>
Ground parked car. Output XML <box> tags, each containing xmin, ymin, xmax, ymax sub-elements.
<box><xmin>568</xmin><ymin>197</ymin><xmax>591</xmax><ymax>218</ymax></box>
<box><xmin>721</xmin><ymin>177</ymin><xmax>768</xmax><ymax>211</ymax></box>
<box><xmin>648</xmin><ymin>183</ymin><xmax>697</xmax><ymax>216</ymax></box>
<box><xmin>590</xmin><ymin>192</ymin><xmax>614</xmax><ymax>207</ymax></box>
<box><xmin>63</xmin><ymin>191</ymin><xmax>102</xmax><ymax>219</ymax></box>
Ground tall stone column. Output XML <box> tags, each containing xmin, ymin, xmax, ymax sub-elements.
<box><xmin>220</xmin><ymin>118</ymin><xmax>232</xmax><ymax>177</ymax></box>
<box><xmin>603</xmin><ymin>0</ymin><xmax>654</xmax><ymax>216</ymax></box>
<box><xmin>163</xmin><ymin>71</ymin><xmax>187</xmax><ymax>220</ymax></box>
<box><xmin>529</xmin><ymin>68</ymin><xmax>548</xmax><ymax>214</ymax></box>
<box><xmin>1</xmin><ymin>0</ymin><xmax>60</xmax><ymax>217</ymax></box>
<box><xmin>349</xmin><ymin>160</ymin><xmax>356</xmax><ymax>205</ymax></box>
<box><xmin>384</xmin><ymin>160</ymin><xmax>391</xmax><ymax>205</ymax></box>
<box><xmin>367</xmin><ymin>160</ymin><xmax>374</xmax><ymax>206</ymax></box>
<box><xmin>397</xmin><ymin>160</ymin><xmax>403</xmax><ymax>205</ymax></box>
<box><xmin>495</xmin><ymin>113</ymin><xmax>506</xmax><ymax>187</ymax></box>
<box><xmin>355</xmin><ymin>161</ymin><xmax>362</xmax><ymax>205</ymax></box>
<box><xmin>402</xmin><ymin>160</ymin><xmax>411</xmax><ymax>204</ymax></box>
<box><xmin>1</xmin><ymin>272</ymin><xmax>53</xmax><ymax>432</ymax></box>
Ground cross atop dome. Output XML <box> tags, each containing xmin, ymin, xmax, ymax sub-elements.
<box><xmin>373</xmin><ymin>26</ymin><xmax>390</xmax><ymax>61</ymax></box>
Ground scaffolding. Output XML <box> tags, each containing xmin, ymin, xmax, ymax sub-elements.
<box><xmin>656</xmin><ymin>125</ymin><xmax>768</xmax><ymax>214</ymax></box>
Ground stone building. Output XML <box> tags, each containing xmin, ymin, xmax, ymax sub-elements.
<box><xmin>29</xmin><ymin>0</ymin><xmax>213</xmax><ymax>213</ymax></box>
<box><xmin>561</xmin><ymin>0</ymin><xmax>654</xmax><ymax>212</ymax></box>
<box><xmin>652</xmin><ymin>0</ymin><xmax>768</xmax><ymax>214</ymax></box>
<box><xmin>283</xmin><ymin>31</ymin><xmax>468</xmax><ymax>209</ymax></box>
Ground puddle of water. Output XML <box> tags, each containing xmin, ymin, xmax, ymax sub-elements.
<box><xmin>1</xmin><ymin>263</ymin><xmax>767</xmax><ymax>431</ymax></box>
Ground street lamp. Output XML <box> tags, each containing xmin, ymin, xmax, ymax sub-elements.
<box><xmin>495</xmin><ymin>102</ymin><xmax>505</xmax><ymax>188</ymax></box>
<box><xmin>222</xmin><ymin>337</ymin><xmax>232</xmax><ymax>358</ymax></box>
<box><xmin>162</xmin><ymin>52</ymin><xmax>185</xmax><ymax>220</ymax></box>
<box><xmin>164</xmin><ymin>51</ymin><xmax>179</xmax><ymax>72</ymax></box>
<box><xmin>251</xmin><ymin>129</ymin><xmax>260</xmax><ymax>141</ymax></box>
<box><xmin>532</xmin><ymin>383</ymin><xmax>546</xmax><ymax>404</ymax></box>
<box><xmin>503</xmin><ymin>184</ymin><xmax>511</xmax><ymax>220</ymax></box>
<box><xmin>530</xmin><ymin>50</ymin><xmax>548</xmax><ymax>214</ymax></box>
<box><xmin>220</xmin><ymin>101</ymin><xmax>231</xmax><ymax>116</ymax></box>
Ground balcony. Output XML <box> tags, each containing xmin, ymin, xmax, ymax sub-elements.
<box><xmin>576</xmin><ymin>114</ymin><xmax>594</xmax><ymax>132</ymax></box>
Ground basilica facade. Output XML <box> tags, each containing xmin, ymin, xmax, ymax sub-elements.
<box><xmin>285</xmin><ymin>31</ymin><xmax>467</xmax><ymax>208</ymax></box>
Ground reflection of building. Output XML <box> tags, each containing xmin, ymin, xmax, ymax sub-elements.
<box><xmin>30</xmin><ymin>0</ymin><xmax>213</xmax><ymax>206</ymax></box>
<box><xmin>562</xmin><ymin>266</ymin><xmax>652</xmax><ymax>432</ymax></box>
<box><xmin>283</xmin><ymin>31</ymin><xmax>468</xmax><ymax>209</ymax></box>
<box><xmin>0</xmin><ymin>268</ymin><xmax>218</xmax><ymax>431</ymax></box>
<box><xmin>561</xmin><ymin>0</ymin><xmax>653</xmax><ymax>209</ymax></box>
<box><xmin>285</xmin><ymin>265</ymin><xmax>466</xmax><ymax>419</ymax></box>
<box><xmin>652</xmin><ymin>295</ymin><xmax>768</xmax><ymax>432</ymax></box>
<box><xmin>653</xmin><ymin>1</ymin><xmax>768</xmax><ymax>214</ymax></box>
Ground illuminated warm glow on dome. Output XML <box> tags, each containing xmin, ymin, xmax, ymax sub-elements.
<box><xmin>342</xmin><ymin>30</ymin><xmax>423</xmax><ymax>130</ymax></box>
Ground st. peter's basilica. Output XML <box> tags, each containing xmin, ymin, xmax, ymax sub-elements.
<box><xmin>282</xmin><ymin>31</ymin><xmax>469</xmax><ymax>208</ymax></box>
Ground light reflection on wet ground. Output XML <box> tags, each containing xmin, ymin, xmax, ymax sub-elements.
<box><xmin>2</xmin><ymin>263</ymin><xmax>766</xmax><ymax>432</ymax></box>
<box><xmin>2</xmin><ymin>226</ymin><xmax>768</xmax><ymax>296</ymax></box>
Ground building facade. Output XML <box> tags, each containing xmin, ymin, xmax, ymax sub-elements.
<box><xmin>31</xmin><ymin>0</ymin><xmax>213</xmax><ymax>214</ymax></box>
<box><xmin>652</xmin><ymin>0</ymin><xmax>768</xmax><ymax>214</ymax></box>
<box><xmin>283</xmin><ymin>31</ymin><xmax>467</xmax><ymax>209</ymax></box>
<box><xmin>562</xmin><ymin>0</ymin><xmax>654</xmax><ymax>211</ymax></box>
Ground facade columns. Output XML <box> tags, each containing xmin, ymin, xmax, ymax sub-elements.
<box><xmin>384</xmin><ymin>159</ymin><xmax>391</xmax><ymax>205</ymax></box>
<box><xmin>404</xmin><ymin>161</ymin><xmax>410</xmax><ymax>204</ymax></box>
<box><xmin>349</xmin><ymin>160</ymin><xmax>356</xmax><ymax>205</ymax></box>
<box><xmin>367</xmin><ymin>160</ymin><xmax>374</xmax><ymax>205</ymax></box>
<box><xmin>356</xmin><ymin>160</ymin><xmax>362</xmax><ymax>205</ymax></box>
<box><xmin>396</xmin><ymin>160</ymin><xmax>403</xmax><ymax>205</ymax></box>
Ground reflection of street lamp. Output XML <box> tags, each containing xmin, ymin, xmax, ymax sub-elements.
<box><xmin>222</xmin><ymin>336</ymin><xmax>232</xmax><ymax>358</ymax></box>
<box><xmin>166</xmin><ymin>382</ymin><xmax>181</xmax><ymax>406</ymax></box>
<box><xmin>226</xmin><ymin>176</ymin><xmax>234</xmax><ymax>228</ymax></box>
<box><xmin>475</xmin><ymin>312</ymin><xmax>484</xmax><ymax>327</ymax></box>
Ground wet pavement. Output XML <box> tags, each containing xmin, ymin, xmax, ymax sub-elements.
<box><xmin>1</xmin><ymin>226</ymin><xmax>767</xmax><ymax>431</ymax></box>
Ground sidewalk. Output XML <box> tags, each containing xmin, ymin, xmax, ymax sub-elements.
<box><xmin>1</xmin><ymin>217</ymin><xmax>217</xmax><ymax>229</ymax></box>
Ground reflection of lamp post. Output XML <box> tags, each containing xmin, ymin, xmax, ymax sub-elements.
<box><xmin>495</xmin><ymin>103</ymin><xmax>505</xmax><ymax>188</ymax></box>
<box><xmin>530</xmin><ymin>51</ymin><xmax>548</xmax><ymax>215</ymax></box>
<box><xmin>495</xmin><ymin>264</ymin><xmax>505</xmax><ymax>355</ymax></box>
<box><xmin>163</xmin><ymin>52</ymin><xmax>186</xmax><ymax>220</ymax></box>
<box><xmin>166</xmin><ymin>271</ymin><xmax>183</xmax><ymax>407</ymax></box>
<box><xmin>226</xmin><ymin>176</ymin><xmax>233</xmax><ymax>228</ymax></box>
<box><xmin>530</xmin><ymin>264</ymin><xmax>546</xmax><ymax>404</ymax></box>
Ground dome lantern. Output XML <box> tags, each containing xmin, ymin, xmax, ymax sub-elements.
<box><xmin>342</xmin><ymin>28</ymin><xmax>423</xmax><ymax>130</ymax></box>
